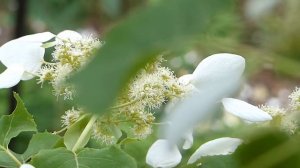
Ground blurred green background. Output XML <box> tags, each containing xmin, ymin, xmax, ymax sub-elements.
<box><xmin>0</xmin><ymin>0</ymin><xmax>300</xmax><ymax>167</ymax></box>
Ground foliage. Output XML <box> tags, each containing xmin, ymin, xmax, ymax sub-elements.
<box><xmin>1</xmin><ymin>0</ymin><xmax>300</xmax><ymax>168</ymax></box>
<box><xmin>72</xmin><ymin>0</ymin><xmax>233</xmax><ymax>114</ymax></box>
<box><xmin>0</xmin><ymin>93</ymin><xmax>137</xmax><ymax>168</ymax></box>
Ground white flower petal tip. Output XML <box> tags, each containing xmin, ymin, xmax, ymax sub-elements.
<box><xmin>56</xmin><ymin>30</ymin><xmax>82</xmax><ymax>43</ymax></box>
<box><xmin>222</xmin><ymin>98</ymin><xmax>272</xmax><ymax>122</ymax></box>
<box><xmin>17</xmin><ymin>32</ymin><xmax>55</xmax><ymax>43</ymax></box>
<box><xmin>182</xmin><ymin>129</ymin><xmax>193</xmax><ymax>150</ymax></box>
<box><xmin>178</xmin><ymin>74</ymin><xmax>193</xmax><ymax>86</ymax></box>
<box><xmin>192</xmin><ymin>53</ymin><xmax>245</xmax><ymax>87</ymax></box>
<box><xmin>0</xmin><ymin>65</ymin><xmax>24</xmax><ymax>89</ymax></box>
<box><xmin>146</xmin><ymin>139</ymin><xmax>182</xmax><ymax>168</ymax></box>
<box><xmin>20</xmin><ymin>164</ymin><xmax>35</xmax><ymax>168</ymax></box>
<box><xmin>188</xmin><ymin>137</ymin><xmax>243</xmax><ymax>164</ymax></box>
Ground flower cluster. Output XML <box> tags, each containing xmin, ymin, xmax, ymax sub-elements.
<box><xmin>61</xmin><ymin>107</ymin><xmax>82</xmax><ymax>127</ymax></box>
<box><xmin>37</xmin><ymin>30</ymin><xmax>102</xmax><ymax>99</ymax></box>
<box><xmin>289</xmin><ymin>87</ymin><xmax>300</xmax><ymax>111</ymax></box>
<box><xmin>259</xmin><ymin>87</ymin><xmax>300</xmax><ymax>134</ymax></box>
<box><xmin>0</xmin><ymin>30</ymin><xmax>101</xmax><ymax>100</ymax></box>
<box><xmin>128</xmin><ymin>59</ymin><xmax>188</xmax><ymax>109</ymax></box>
<box><xmin>0</xmin><ymin>30</ymin><xmax>188</xmax><ymax>146</ymax></box>
<box><xmin>89</xmin><ymin>58</ymin><xmax>188</xmax><ymax>144</ymax></box>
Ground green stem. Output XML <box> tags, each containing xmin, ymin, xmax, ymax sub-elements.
<box><xmin>0</xmin><ymin>145</ymin><xmax>22</xmax><ymax>166</ymax></box>
<box><xmin>110</xmin><ymin>99</ymin><xmax>140</xmax><ymax>110</ymax></box>
<box><xmin>53</xmin><ymin>126</ymin><xmax>68</xmax><ymax>135</ymax></box>
<box><xmin>43</xmin><ymin>61</ymin><xmax>57</xmax><ymax>65</ymax></box>
<box><xmin>72</xmin><ymin>115</ymin><xmax>98</xmax><ymax>152</ymax></box>
<box><xmin>153</xmin><ymin>122</ymin><xmax>171</xmax><ymax>125</ymax></box>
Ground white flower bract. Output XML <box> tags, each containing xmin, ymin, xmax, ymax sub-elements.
<box><xmin>56</xmin><ymin>30</ymin><xmax>82</xmax><ymax>44</ymax></box>
<box><xmin>222</xmin><ymin>98</ymin><xmax>272</xmax><ymax>122</ymax></box>
<box><xmin>0</xmin><ymin>65</ymin><xmax>24</xmax><ymax>88</ymax></box>
<box><xmin>20</xmin><ymin>164</ymin><xmax>35</xmax><ymax>168</ymax></box>
<box><xmin>0</xmin><ymin>32</ymin><xmax>55</xmax><ymax>88</ymax></box>
<box><xmin>146</xmin><ymin>139</ymin><xmax>182</xmax><ymax>168</ymax></box>
<box><xmin>188</xmin><ymin>137</ymin><xmax>243</xmax><ymax>164</ymax></box>
<box><xmin>182</xmin><ymin>129</ymin><xmax>193</xmax><ymax>150</ymax></box>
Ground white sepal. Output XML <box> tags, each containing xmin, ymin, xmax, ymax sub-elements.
<box><xmin>56</xmin><ymin>30</ymin><xmax>82</xmax><ymax>43</ymax></box>
<box><xmin>146</xmin><ymin>139</ymin><xmax>182</xmax><ymax>168</ymax></box>
<box><xmin>178</xmin><ymin>74</ymin><xmax>193</xmax><ymax>86</ymax></box>
<box><xmin>188</xmin><ymin>137</ymin><xmax>243</xmax><ymax>164</ymax></box>
<box><xmin>192</xmin><ymin>53</ymin><xmax>245</xmax><ymax>89</ymax></box>
<box><xmin>17</xmin><ymin>32</ymin><xmax>55</xmax><ymax>43</ymax></box>
<box><xmin>0</xmin><ymin>65</ymin><xmax>24</xmax><ymax>88</ymax></box>
<box><xmin>0</xmin><ymin>38</ymin><xmax>45</xmax><ymax>80</ymax></box>
<box><xmin>182</xmin><ymin>129</ymin><xmax>193</xmax><ymax>150</ymax></box>
<box><xmin>20</xmin><ymin>164</ymin><xmax>35</xmax><ymax>168</ymax></box>
<box><xmin>222</xmin><ymin>98</ymin><xmax>272</xmax><ymax>122</ymax></box>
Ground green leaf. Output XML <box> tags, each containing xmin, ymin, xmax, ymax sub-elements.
<box><xmin>0</xmin><ymin>92</ymin><xmax>37</xmax><ymax>147</ymax></box>
<box><xmin>71</xmin><ymin>0</ymin><xmax>232</xmax><ymax>114</ymax></box>
<box><xmin>31</xmin><ymin>146</ymin><xmax>137</xmax><ymax>168</ymax></box>
<box><xmin>22</xmin><ymin>132</ymin><xmax>61</xmax><ymax>160</ymax></box>
<box><xmin>197</xmin><ymin>155</ymin><xmax>238</xmax><ymax>168</ymax></box>
<box><xmin>0</xmin><ymin>93</ymin><xmax>36</xmax><ymax>167</ymax></box>
<box><xmin>0</xmin><ymin>151</ymin><xmax>20</xmax><ymax>168</ymax></box>
<box><xmin>234</xmin><ymin>129</ymin><xmax>300</xmax><ymax>168</ymax></box>
<box><xmin>64</xmin><ymin>115</ymin><xmax>92</xmax><ymax>151</ymax></box>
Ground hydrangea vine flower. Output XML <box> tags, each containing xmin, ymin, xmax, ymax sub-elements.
<box><xmin>146</xmin><ymin>53</ymin><xmax>273</xmax><ymax>168</ymax></box>
<box><xmin>0</xmin><ymin>32</ymin><xmax>55</xmax><ymax>88</ymax></box>
<box><xmin>161</xmin><ymin>53</ymin><xmax>247</xmax><ymax>146</ymax></box>
<box><xmin>162</xmin><ymin>53</ymin><xmax>272</xmax><ymax>146</ymax></box>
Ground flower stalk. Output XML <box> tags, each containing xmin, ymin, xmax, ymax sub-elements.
<box><xmin>72</xmin><ymin>115</ymin><xmax>98</xmax><ymax>152</ymax></box>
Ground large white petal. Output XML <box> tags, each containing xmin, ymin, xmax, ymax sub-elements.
<box><xmin>56</xmin><ymin>30</ymin><xmax>82</xmax><ymax>43</ymax></box>
<box><xmin>0</xmin><ymin>65</ymin><xmax>24</xmax><ymax>88</ymax></box>
<box><xmin>146</xmin><ymin>139</ymin><xmax>182</xmax><ymax>168</ymax></box>
<box><xmin>188</xmin><ymin>137</ymin><xmax>243</xmax><ymax>164</ymax></box>
<box><xmin>0</xmin><ymin>40</ymin><xmax>44</xmax><ymax>79</ymax></box>
<box><xmin>17</xmin><ymin>32</ymin><xmax>55</xmax><ymax>43</ymax></box>
<box><xmin>182</xmin><ymin>129</ymin><xmax>193</xmax><ymax>150</ymax></box>
<box><xmin>222</xmin><ymin>98</ymin><xmax>272</xmax><ymax>122</ymax></box>
<box><xmin>192</xmin><ymin>53</ymin><xmax>245</xmax><ymax>89</ymax></box>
